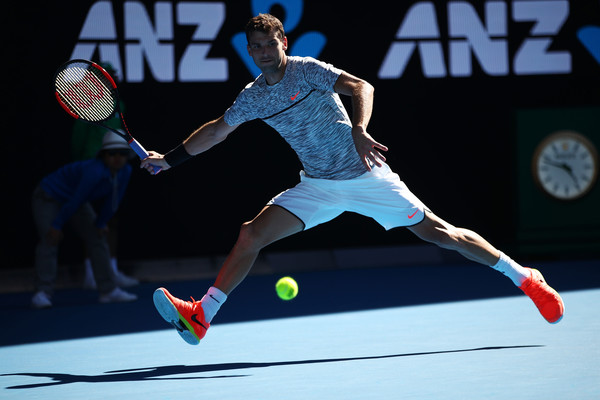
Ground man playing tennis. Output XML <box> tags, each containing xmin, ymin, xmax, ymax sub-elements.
<box><xmin>141</xmin><ymin>13</ymin><xmax>564</xmax><ymax>345</ymax></box>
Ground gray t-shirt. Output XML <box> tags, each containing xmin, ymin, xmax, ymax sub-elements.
<box><xmin>224</xmin><ymin>56</ymin><xmax>367</xmax><ymax>180</ymax></box>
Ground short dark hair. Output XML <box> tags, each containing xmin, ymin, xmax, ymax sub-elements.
<box><xmin>245</xmin><ymin>13</ymin><xmax>285</xmax><ymax>42</ymax></box>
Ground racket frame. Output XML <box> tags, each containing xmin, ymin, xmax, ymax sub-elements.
<box><xmin>54</xmin><ymin>59</ymin><xmax>160</xmax><ymax>174</ymax></box>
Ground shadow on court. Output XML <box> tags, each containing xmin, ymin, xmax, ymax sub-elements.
<box><xmin>2</xmin><ymin>345</ymin><xmax>543</xmax><ymax>389</ymax></box>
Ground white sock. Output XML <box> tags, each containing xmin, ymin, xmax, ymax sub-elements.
<box><xmin>200</xmin><ymin>286</ymin><xmax>227</xmax><ymax>323</ymax></box>
<box><xmin>490</xmin><ymin>252</ymin><xmax>531</xmax><ymax>286</ymax></box>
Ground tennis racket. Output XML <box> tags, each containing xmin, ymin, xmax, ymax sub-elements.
<box><xmin>54</xmin><ymin>59</ymin><xmax>161</xmax><ymax>174</ymax></box>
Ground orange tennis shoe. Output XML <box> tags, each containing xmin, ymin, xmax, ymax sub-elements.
<box><xmin>153</xmin><ymin>287</ymin><xmax>209</xmax><ymax>345</ymax></box>
<box><xmin>519</xmin><ymin>269</ymin><xmax>564</xmax><ymax>324</ymax></box>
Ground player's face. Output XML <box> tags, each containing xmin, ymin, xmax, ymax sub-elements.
<box><xmin>247</xmin><ymin>30</ymin><xmax>288</xmax><ymax>75</ymax></box>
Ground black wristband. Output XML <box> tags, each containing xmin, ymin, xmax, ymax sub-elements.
<box><xmin>164</xmin><ymin>144</ymin><xmax>193</xmax><ymax>168</ymax></box>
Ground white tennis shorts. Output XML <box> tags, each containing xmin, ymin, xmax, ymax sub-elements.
<box><xmin>267</xmin><ymin>163</ymin><xmax>428</xmax><ymax>231</ymax></box>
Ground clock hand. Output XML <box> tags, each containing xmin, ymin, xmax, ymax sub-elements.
<box><xmin>542</xmin><ymin>159</ymin><xmax>570</xmax><ymax>170</ymax></box>
<box><xmin>542</xmin><ymin>159</ymin><xmax>581</xmax><ymax>187</ymax></box>
<box><xmin>563</xmin><ymin>164</ymin><xmax>580</xmax><ymax>188</ymax></box>
<box><xmin>548</xmin><ymin>159</ymin><xmax>581</xmax><ymax>186</ymax></box>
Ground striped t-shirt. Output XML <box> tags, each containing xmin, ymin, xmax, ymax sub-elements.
<box><xmin>224</xmin><ymin>56</ymin><xmax>367</xmax><ymax>180</ymax></box>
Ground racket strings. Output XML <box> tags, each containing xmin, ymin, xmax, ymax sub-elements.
<box><xmin>55</xmin><ymin>66</ymin><xmax>117</xmax><ymax>122</ymax></box>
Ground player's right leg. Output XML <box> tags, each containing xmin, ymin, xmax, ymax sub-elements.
<box><xmin>155</xmin><ymin>205</ymin><xmax>304</xmax><ymax>344</ymax></box>
<box><xmin>214</xmin><ymin>205</ymin><xmax>305</xmax><ymax>294</ymax></box>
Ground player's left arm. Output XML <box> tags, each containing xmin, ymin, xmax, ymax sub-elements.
<box><xmin>334</xmin><ymin>72</ymin><xmax>388</xmax><ymax>170</ymax></box>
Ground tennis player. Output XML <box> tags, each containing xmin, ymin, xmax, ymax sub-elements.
<box><xmin>142</xmin><ymin>14</ymin><xmax>564</xmax><ymax>345</ymax></box>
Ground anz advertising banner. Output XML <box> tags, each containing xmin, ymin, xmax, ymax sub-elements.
<box><xmin>6</xmin><ymin>0</ymin><xmax>600</xmax><ymax>265</ymax></box>
<box><xmin>69</xmin><ymin>0</ymin><xmax>592</xmax><ymax>82</ymax></box>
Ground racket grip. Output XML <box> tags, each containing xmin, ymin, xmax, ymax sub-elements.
<box><xmin>128</xmin><ymin>138</ymin><xmax>162</xmax><ymax>175</ymax></box>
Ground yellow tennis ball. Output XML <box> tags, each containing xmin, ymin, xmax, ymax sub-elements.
<box><xmin>276</xmin><ymin>276</ymin><xmax>298</xmax><ymax>300</ymax></box>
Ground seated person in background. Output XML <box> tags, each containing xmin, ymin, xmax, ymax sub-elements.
<box><xmin>31</xmin><ymin>132</ymin><xmax>138</xmax><ymax>308</ymax></box>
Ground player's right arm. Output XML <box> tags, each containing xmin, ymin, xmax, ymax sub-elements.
<box><xmin>141</xmin><ymin>115</ymin><xmax>240</xmax><ymax>173</ymax></box>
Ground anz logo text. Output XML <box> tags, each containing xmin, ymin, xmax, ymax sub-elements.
<box><xmin>72</xmin><ymin>1</ymin><xmax>573</xmax><ymax>83</ymax></box>
<box><xmin>71</xmin><ymin>0</ymin><xmax>325</xmax><ymax>83</ymax></box>
<box><xmin>379</xmin><ymin>1</ymin><xmax>571</xmax><ymax>78</ymax></box>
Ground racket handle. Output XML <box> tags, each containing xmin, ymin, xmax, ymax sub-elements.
<box><xmin>128</xmin><ymin>138</ymin><xmax>162</xmax><ymax>175</ymax></box>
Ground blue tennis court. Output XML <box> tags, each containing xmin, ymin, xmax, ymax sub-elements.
<box><xmin>1</xmin><ymin>259</ymin><xmax>599</xmax><ymax>399</ymax></box>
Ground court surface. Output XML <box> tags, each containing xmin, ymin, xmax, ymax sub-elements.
<box><xmin>1</xmin><ymin>260</ymin><xmax>599</xmax><ymax>399</ymax></box>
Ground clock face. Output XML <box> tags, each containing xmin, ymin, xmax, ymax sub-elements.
<box><xmin>533</xmin><ymin>131</ymin><xmax>598</xmax><ymax>200</ymax></box>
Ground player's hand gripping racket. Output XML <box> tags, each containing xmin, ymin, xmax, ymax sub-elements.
<box><xmin>54</xmin><ymin>59</ymin><xmax>161</xmax><ymax>174</ymax></box>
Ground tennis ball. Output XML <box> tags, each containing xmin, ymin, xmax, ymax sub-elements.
<box><xmin>275</xmin><ymin>276</ymin><xmax>298</xmax><ymax>300</ymax></box>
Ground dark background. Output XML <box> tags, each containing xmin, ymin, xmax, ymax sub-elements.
<box><xmin>4</xmin><ymin>0</ymin><xmax>599</xmax><ymax>269</ymax></box>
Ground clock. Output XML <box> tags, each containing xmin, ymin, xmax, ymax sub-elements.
<box><xmin>532</xmin><ymin>131</ymin><xmax>598</xmax><ymax>200</ymax></box>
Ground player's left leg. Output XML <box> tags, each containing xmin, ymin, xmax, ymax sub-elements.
<box><xmin>407</xmin><ymin>211</ymin><xmax>503</xmax><ymax>266</ymax></box>
<box><xmin>407</xmin><ymin>211</ymin><xmax>564</xmax><ymax>323</ymax></box>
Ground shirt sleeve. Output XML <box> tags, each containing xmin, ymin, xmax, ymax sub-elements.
<box><xmin>224</xmin><ymin>83</ymin><xmax>259</xmax><ymax>126</ymax></box>
<box><xmin>301</xmin><ymin>57</ymin><xmax>343</xmax><ymax>91</ymax></box>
